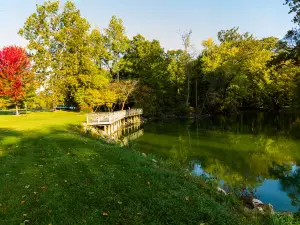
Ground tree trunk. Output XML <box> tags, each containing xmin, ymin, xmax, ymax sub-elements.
<box><xmin>15</xmin><ymin>104</ymin><xmax>19</xmax><ymax>116</ymax></box>
<box><xmin>112</xmin><ymin>103</ymin><xmax>117</xmax><ymax>111</ymax></box>
<box><xmin>195</xmin><ymin>79</ymin><xmax>198</xmax><ymax>109</ymax></box>
<box><xmin>200</xmin><ymin>92</ymin><xmax>207</xmax><ymax>115</ymax></box>
<box><xmin>186</xmin><ymin>65</ymin><xmax>190</xmax><ymax>108</ymax></box>
<box><xmin>121</xmin><ymin>101</ymin><xmax>126</xmax><ymax>110</ymax></box>
<box><xmin>52</xmin><ymin>100</ymin><xmax>56</xmax><ymax>112</ymax></box>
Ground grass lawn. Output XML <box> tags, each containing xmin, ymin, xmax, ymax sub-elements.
<box><xmin>0</xmin><ymin>111</ymin><xmax>292</xmax><ymax>225</ymax></box>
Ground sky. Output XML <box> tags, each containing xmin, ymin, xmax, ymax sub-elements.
<box><xmin>0</xmin><ymin>0</ymin><xmax>295</xmax><ymax>51</ymax></box>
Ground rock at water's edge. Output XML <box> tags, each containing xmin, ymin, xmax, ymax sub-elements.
<box><xmin>252</xmin><ymin>198</ymin><xmax>264</xmax><ymax>208</ymax></box>
<box><xmin>217</xmin><ymin>187</ymin><xmax>227</xmax><ymax>195</ymax></box>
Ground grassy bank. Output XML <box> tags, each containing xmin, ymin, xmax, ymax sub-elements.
<box><xmin>0</xmin><ymin>112</ymin><xmax>295</xmax><ymax>224</ymax></box>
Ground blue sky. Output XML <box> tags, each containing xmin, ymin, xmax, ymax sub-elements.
<box><xmin>0</xmin><ymin>0</ymin><xmax>295</xmax><ymax>51</ymax></box>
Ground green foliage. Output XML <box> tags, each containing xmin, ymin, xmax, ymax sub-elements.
<box><xmin>285</xmin><ymin>0</ymin><xmax>300</xmax><ymax>24</ymax></box>
<box><xmin>103</xmin><ymin>16</ymin><xmax>130</xmax><ymax>80</ymax></box>
<box><xmin>0</xmin><ymin>97</ymin><xmax>9</xmax><ymax>109</ymax></box>
<box><xmin>19</xmin><ymin>1</ymin><xmax>108</xmax><ymax>110</ymax></box>
<box><xmin>198</xmin><ymin>28</ymin><xmax>300</xmax><ymax>113</ymax></box>
<box><xmin>119</xmin><ymin>34</ymin><xmax>192</xmax><ymax>115</ymax></box>
<box><xmin>266</xmin><ymin>60</ymin><xmax>300</xmax><ymax>109</ymax></box>
<box><xmin>16</xmin><ymin>1</ymin><xmax>300</xmax><ymax>115</ymax></box>
<box><xmin>167</xmin><ymin>50</ymin><xmax>186</xmax><ymax>95</ymax></box>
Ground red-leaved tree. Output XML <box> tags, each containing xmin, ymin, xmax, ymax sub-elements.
<box><xmin>0</xmin><ymin>46</ymin><xmax>34</xmax><ymax>115</ymax></box>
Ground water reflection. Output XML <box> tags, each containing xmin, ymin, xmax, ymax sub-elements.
<box><xmin>270</xmin><ymin>165</ymin><xmax>300</xmax><ymax>209</ymax></box>
<box><xmin>128</xmin><ymin>112</ymin><xmax>300</xmax><ymax>212</ymax></box>
<box><xmin>111</xmin><ymin>124</ymin><xmax>144</xmax><ymax>146</ymax></box>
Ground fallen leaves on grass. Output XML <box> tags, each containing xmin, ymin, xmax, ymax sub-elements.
<box><xmin>146</xmin><ymin>181</ymin><xmax>150</xmax><ymax>185</ymax></box>
<box><xmin>40</xmin><ymin>186</ymin><xmax>48</xmax><ymax>190</ymax></box>
<box><xmin>185</xmin><ymin>196</ymin><xmax>190</xmax><ymax>201</ymax></box>
<box><xmin>20</xmin><ymin>201</ymin><xmax>25</xmax><ymax>205</ymax></box>
<box><xmin>103</xmin><ymin>212</ymin><xmax>109</xmax><ymax>216</ymax></box>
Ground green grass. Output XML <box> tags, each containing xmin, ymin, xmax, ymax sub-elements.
<box><xmin>0</xmin><ymin>112</ymin><xmax>293</xmax><ymax>224</ymax></box>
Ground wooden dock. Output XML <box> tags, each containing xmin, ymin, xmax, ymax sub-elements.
<box><xmin>86</xmin><ymin>109</ymin><xmax>143</xmax><ymax>135</ymax></box>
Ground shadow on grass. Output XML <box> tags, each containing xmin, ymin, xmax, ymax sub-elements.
<box><xmin>0</xmin><ymin>128</ymin><xmax>22</xmax><ymax>140</ymax></box>
<box><xmin>0</xmin><ymin>109</ymin><xmax>55</xmax><ymax>116</ymax></box>
<box><xmin>0</xmin><ymin>110</ymin><xmax>27</xmax><ymax>115</ymax></box>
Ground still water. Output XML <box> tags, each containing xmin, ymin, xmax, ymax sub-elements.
<box><xmin>123</xmin><ymin>113</ymin><xmax>300</xmax><ymax>212</ymax></box>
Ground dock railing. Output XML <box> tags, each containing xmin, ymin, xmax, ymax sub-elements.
<box><xmin>86</xmin><ymin>109</ymin><xmax>143</xmax><ymax>125</ymax></box>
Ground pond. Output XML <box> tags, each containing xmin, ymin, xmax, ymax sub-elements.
<box><xmin>123</xmin><ymin>112</ymin><xmax>300</xmax><ymax>212</ymax></box>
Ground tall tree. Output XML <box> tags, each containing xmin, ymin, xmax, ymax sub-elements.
<box><xmin>103</xmin><ymin>16</ymin><xmax>129</xmax><ymax>81</ymax></box>
<box><xmin>19</xmin><ymin>1</ymin><xmax>108</xmax><ymax>110</ymax></box>
<box><xmin>285</xmin><ymin>0</ymin><xmax>300</xmax><ymax>24</ymax></box>
<box><xmin>200</xmin><ymin>29</ymin><xmax>278</xmax><ymax>112</ymax></box>
<box><xmin>19</xmin><ymin>1</ymin><xmax>59</xmax><ymax>84</ymax></box>
<box><xmin>0</xmin><ymin>46</ymin><xmax>35</xmax><ymax>115</ymax></box>
<box><xmin>180</xmin><ymin>30</ymin><xmax>193</xmax><ymax>108</ymax></box>
<box><xmin>266</xmin><ymin>60</ymin><xmax>299</xmax><ymax>109</ymax></box>
<box><xmin>166</xmin><ymin>49</ymin><xmax>188</xmax><ymax>108</ymax></box>
<box><xmin>282</xmin><ymin>1</ymin><xmax>300</xmax><ymax>62</ymax></box>
<box><xmin>120</xmin><ymin>34</ymin><xmax>175</xmax><ymax>115</ymax></box>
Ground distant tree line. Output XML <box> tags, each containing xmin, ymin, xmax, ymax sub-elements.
<box><xmin>1</xmin><ymin>0</ymin><xmax>300</xmax><ymax>116</ymax></box>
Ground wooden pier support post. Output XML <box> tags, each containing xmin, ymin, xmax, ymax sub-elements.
<box><xmin>107</xmin><ymin>125</ymin><xmax>110</xmax><ymax>135</ymax></box>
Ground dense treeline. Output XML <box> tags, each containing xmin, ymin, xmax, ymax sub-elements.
<box><xmin>1</xmin><ymin>0</ymin><xmax>300</xmax><ymax>116</ymax></box>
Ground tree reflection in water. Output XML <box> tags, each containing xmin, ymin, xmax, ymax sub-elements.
<box><xmin>131</xmin><ymin>112</ymin><xmax>300</xmax><ymax>211</ymax></box>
